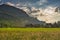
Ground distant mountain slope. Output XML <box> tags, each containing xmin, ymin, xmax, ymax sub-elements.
<box><xmin>0</xmin><ymin>4</ymin><xmax>41</xmax><ymax>27</ymax></box>
<box><xmin>55</xmin><ymin>7</ymin><xmax>60</xmax><ymax>13</ymax></box>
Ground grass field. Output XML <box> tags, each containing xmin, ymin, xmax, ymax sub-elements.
<box><xmin>0</xmin><ymin>28</ymin><xmax>60</xmax><ymax>40</ymax></box>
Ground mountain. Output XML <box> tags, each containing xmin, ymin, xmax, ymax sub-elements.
<box><xmin>55</xmin><ymin>7</ymin><xmax>60</xmax><ymax>12</ymax></box>
<box><xmin>0</xmin><ymin>4</ymin><xmax>41</xmax><ymax>27</ymax></box>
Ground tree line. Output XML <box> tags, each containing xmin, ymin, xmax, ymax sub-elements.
<box><xmin>25</xmin><ymin>21</ymin><xmax>60</xmax><ymax>28</ymax></box>
<box><xmin>0</xmin><ymin>21</ymin><xmax>60</xmax><ymax>28</ymax></box>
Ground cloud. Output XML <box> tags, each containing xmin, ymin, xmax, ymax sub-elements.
<box><xmin>5</xmin><ymin>2</ymin><xmax>60</xmax><ymax>23</ymax></box>
<box><xmin>6</xmin><ymin>2</ymin><xmax>15</xmax><ymax>6</ymax></box>
<box><xmin>0</xmin><ymin>0</ymin><xmax>1</xmax><ymax>1</ymax></box>
<box><xmin>27</xmin><ymin>6</ymin><xmax>60</xmax><ymax>23</ymax></box>
<box><xmin>5</xmin><ymin>0</ymin><xmax>46</xmax><ymax>9</ymax></box>
<box><xmin>0</xmin><ymin>0</ymin><xmax>3</xmax><ymax>5</ymax></box>
<box><xmin>36</xmin><ymin>0</ymin><xmax>48</xmax><ymax>5</ymax></box>
<box><xmin>36</xmin><ymin>6</ymin><xmax>60</xmax><ymax>23</ymax></box>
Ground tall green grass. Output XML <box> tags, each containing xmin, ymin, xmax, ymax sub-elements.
<box><xmin>0</xmin><ymin>28</ymin><xmax>60</xmax><ymax>40</ymax></box>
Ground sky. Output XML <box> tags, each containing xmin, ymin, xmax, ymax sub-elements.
<box><xmin>0</xmin><ymin>0</ymin><xmax>60</xmax><ymax>23</ymax></box>
<box><xmin>0</xmin><ymin>0</ymin><xmax>60</xmax><ymax>8</ymax></box>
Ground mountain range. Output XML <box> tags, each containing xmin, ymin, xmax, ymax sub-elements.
<box><xmin>0</xmin><ymin>4</ymin><xmax>42</xmax><ymax>27</ymax></box>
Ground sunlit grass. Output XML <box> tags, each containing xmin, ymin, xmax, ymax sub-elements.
<box><xmin>0</xmin><ymin>28</ymin><xmax>60</xmax><ymax>40</ymax></box>
<box><xmin>0</xmin><ymin>28</ymin><xmax>60</xmax><ymax>32</ymax></box>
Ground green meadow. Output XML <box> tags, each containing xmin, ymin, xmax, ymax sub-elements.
<box><xmin>0</xmin><ymin>28</ymin><xmax>60</xmax><ymax>40</ymax></box>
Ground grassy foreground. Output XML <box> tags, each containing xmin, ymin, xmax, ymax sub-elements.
<box><xmin>0</xmin><ymin>28</ymin><xmax>60</xmax><ymax>40</ymax></box>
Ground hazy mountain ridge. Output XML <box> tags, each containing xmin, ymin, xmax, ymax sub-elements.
<box><xmin>0</xmin><ymin>4</ymin><xmax>42</xmax><ymax>27</ymax></box>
